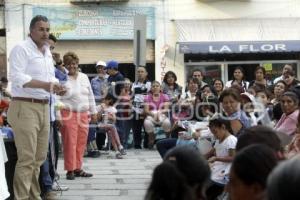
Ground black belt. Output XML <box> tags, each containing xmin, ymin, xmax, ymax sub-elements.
<box><xmin>12</xmin><ymin>97</ymin><xmax>49</xmax><ymax>104</ymax></box>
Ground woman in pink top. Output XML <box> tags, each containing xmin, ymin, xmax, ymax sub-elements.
<box><xmin>144</xmin><ymin>81</ymin><xmax>171</xmax><ymax>148</ymax></box>
<box><xmin>275</xmin><ymin>91</ymin><xmax>299</xmax><ymax>138</ymax></box>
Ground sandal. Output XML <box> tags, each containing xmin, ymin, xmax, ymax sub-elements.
<box><xmin>66</xmin><ymin>171</ymin><xmax>75</xmax><ymax>180</ymax></box>
<box><xmin>119</xmin><ymin>148</ymin><xmax>126</xmax><ymax>155</ymax></box>
<box><xmin>115</xmin><ymin>152</ymin><xmax>123</xmax><ymax>159</ymax></box>
<box><xmin>74</xmin><ymin>169</ymin><xmax>93</xmax><ymax>178</ymax></box>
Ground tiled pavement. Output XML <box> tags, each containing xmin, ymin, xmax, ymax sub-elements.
<box><xmin>56</xmin><ymin>150</ymin><xmax>161</xmax><ymax>200</ymax></box>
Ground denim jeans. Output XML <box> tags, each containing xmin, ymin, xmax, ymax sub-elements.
<box><xmin>41</xmin><ymin>154</ymin><xmax>53</xmax><ymax>193</ymax></box>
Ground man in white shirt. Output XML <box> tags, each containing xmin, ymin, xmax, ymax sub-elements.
<box><xmin>7</xmin><ymin>15</ymin><xmax>66</xmax><ymax>200</ymax></box>
<box><xmin>273</xmin><ymin>64</ymin><xmax>293</xmax><ymax>84</ymax></box>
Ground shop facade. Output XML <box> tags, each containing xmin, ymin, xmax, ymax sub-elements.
<box><xmin>161</xmin><ymin>0</ymin><xmax>300</xmax><ymax>87</ymax></box>
<box><xmin>180</xmin><ymin>40</ymin><xmax>300</xmax><ymax>85</ymax></box>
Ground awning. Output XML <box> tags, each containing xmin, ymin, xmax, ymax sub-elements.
<box><xmin>179</xmin><ymin>40</ymin><xmax>300</xmax><ymax>54</ymax></box>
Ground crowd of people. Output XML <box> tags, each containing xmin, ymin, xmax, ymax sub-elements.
<box><xmin>1</xmin><ymin>14</ymin><xmax>300</xmax><ymax>200</ymax></box>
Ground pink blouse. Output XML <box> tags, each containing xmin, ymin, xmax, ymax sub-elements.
<box><xmin>275</xmin><ymin>109</ymin><xmax>299</xmax><ymax>136</ymax></box>
<box><xmin>144</xmin><ymin>93</ymin><xmax>169</xmax><ymax>111</ymax></box>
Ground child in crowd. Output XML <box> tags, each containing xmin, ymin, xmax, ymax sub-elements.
<box><xmin>116</xmin><ymin>78</ymin><xmax>133</xmax><ymax>149</ymax></box>
<box><xmin>97</xmin><ymin>93</ymin><xmax>126</xmax><ymax>159</ymax></box>
<box><xmin>255</xmin><ymin>88</ymin><xmax>273</xmax><ymax>125</ymax></box>
<box><xmin>204</xmin><ymin>115</ymin><xmax>237</xmax><ymax>199</ymax></box>
<box><xmin>205</xmin><ymin>115</ymin><xmax>237</xmax><ymax>185</ymax></box>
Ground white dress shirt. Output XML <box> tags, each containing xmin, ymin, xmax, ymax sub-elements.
<box><xmin>59</xmin><ymin>72</ymin><xmax>97</xmax><ymax>114</ymax></box>
<box><xmin>9</xmin><ymin>37</ymin><xmax>57</xmax><ymax>99</ymax></box>
<box><xmin>273</xmin><ymin>75</ymin><xmax>283</xmax><ymax>84</ymax></box>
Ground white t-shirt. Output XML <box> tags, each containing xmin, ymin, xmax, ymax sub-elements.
<box><xmin>225</xmin><ymin>80</ymin><xmax>249</xmax><ymax>90</ymax></box>
<box><xmin>97</xmin><ymin>104</ymin><xmax>117</xmax><ymax>124</ymax></box>
<box><xmin>211</xmin><ymin>135</ymin><xmax>237</xmax><ymax>184</ymax></box>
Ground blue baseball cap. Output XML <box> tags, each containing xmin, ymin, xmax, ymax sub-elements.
<box><xmin>105</xmin><ymin>60</ymin><xmax>119</xmax><ymax>70</ymax></box>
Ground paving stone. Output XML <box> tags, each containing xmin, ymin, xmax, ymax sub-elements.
<box><xmin>57</xmin><ymin>149</ymin><xmax>161</xmax><ymax>199</ymax></box>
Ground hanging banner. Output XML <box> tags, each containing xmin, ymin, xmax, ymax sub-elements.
<box><xmin>32</xmin><ymin>6</ymin><xmax>155</xmax><ymax>40</ymax></box>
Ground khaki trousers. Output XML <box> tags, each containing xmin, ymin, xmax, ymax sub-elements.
<box><xmin>7</xmin><ymin>100</ymin><xmax>49</xmax><ymax>200</ymax></box>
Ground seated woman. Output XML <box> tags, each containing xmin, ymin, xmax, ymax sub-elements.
<box><xmin>271</xmin><ymin>80</ymin><xmax>287</xmax><ymax>122</ymax></box>
<box><xmin>274</xmin><ymin>91</ymin><xmax>299</xmax><ymax>139</ymax></box>
<box><xmin>271</xmin><ymin>80</ymin><xmax>287</xmax><ymax>105</ymax></box>
<box><xmin>281</xmin><ymin>96</ymin><xmax>300</xmax><ymax>159</ymax></box>
<box><xmin>219</xmin><ymin>89</ymin><xmax>251</xmax><ymax>137</ymax></box>
<box><xmin>156</xmin><ymin>95</ymin><xmax>218</xmax><ymax>158</ymax></box>
<box><xmin>172</xmin><ymin>77</ymin><xmax>199</xmax><ymax>124</ymax></box>
<box><xmin>144</xmin><ymin>81</ymin><xmax>171</xmax><ymax>148</ymax></box>
<box><xmin>161</xmin><ymin>71</ymin><xmax>182</xmax><ymax>103</ymax></box>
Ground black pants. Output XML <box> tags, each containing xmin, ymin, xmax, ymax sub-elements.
<box><xmin>206</xmin><ymin>181</ymin><xmax>225</xmax><ymax>200</ymax></box>
<box><xmin>4</xmin><ymin>140</ymin><xmax>17</xmax><ymax>200</ymax></box>
<box><xmin>49</xmin><ymin>121</ymin><xmax>59</xmax><ymax>180</ymax></box>
<box><xmin>96</xmin><ymin>127</ymin><xmax>107</xmax><ymax>150</ymax></box>
<box><xmin>132</xmin><ymin>113</ymin><xmax>148</xmax><ymax>148</ymax></box>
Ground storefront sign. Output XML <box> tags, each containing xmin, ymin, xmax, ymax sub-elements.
<box><xmin>32</xmin><ymin>6</ymin><xmax>155</xmax><ymax>40</ymax></box>
<box><xmin>179</xmin><ymin>41</ymin><xmax>300</xmax><ymax>54</ymax></box>
<box><xmin>263</xmin><ymin>63</ymin><xmax>272</xmax><ymax>71</ymax></box>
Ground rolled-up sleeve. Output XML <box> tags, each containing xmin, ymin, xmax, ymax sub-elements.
<box><xmin>9</xmin><ymin>45</ymin><xmax>32</xmax><ymax>88</ymax></box>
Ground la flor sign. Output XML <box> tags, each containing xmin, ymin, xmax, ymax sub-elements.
<box><xmin>209</xmin><ymin>43</ymin><xmax>287</xmax><ymax>53</ymax></box>
<box><xmin>178</xmin><ymin>41</ymin><xmax>300</xmax><ymax>54</ymax></box>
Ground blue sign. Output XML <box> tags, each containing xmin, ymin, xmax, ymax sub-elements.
<box><xmin>179</xmin><ymin>40</ymin><xmax>300</xmax><ymax>54</ymax></box>
<box><xmin>32</xmin><ymin>6</ymin><xmax>155</xmax><ymax>40</ymax></box>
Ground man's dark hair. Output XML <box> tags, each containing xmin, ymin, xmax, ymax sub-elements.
<box><xmin>164</xmin><ymin>146</ymin><xmax>211</xmax><ymax>200</ymax></box>
<box><xmin>49</xmin><ymin>33</ymin><xmax>57</xmax><ymax>43</ymax></box>
<box><xmin>267</xmin><ymin>157</ymin><xmax>300</xmax><ymax>200</ymax></box>
<box><xmin>192</xmin><ymin>69</ymin><xmax>203</xmax><ymax>76</ymax></box>
<box><xmin>232</xmin><ymin>144</ymin><xmax>278</xmax><ymax>189</ymax></box>
<box><xmin>30</xmin><ymin>15</ymin><xmax>49</xmax><ymax>30</ymax></box>
<box><xmin>236</xmin><ymin>125</ymin><xmax>281</xmax><ymax>152</ymax></box>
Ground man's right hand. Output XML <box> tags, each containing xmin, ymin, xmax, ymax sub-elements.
<box><xmin>56</xmin><ymin>120</ymin><xmax>63</xmax><ymax>129</ymax></box>
<box><xmin>48</xmin><ymin>83</ymin><xmax>67</xmax><ymax>96</ymax></box>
